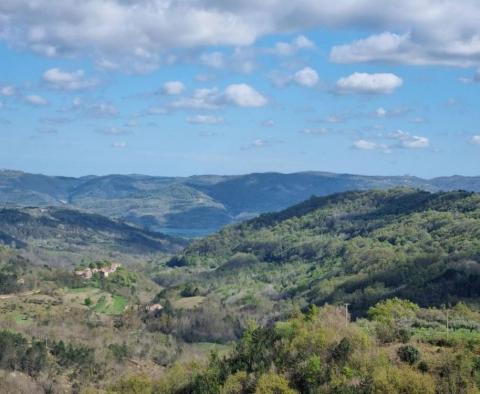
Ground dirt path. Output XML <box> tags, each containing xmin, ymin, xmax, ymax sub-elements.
<box><xmin>0</xmin><ymin>290</ymin><xmax>39</xmax><ymax>300</ymax></box>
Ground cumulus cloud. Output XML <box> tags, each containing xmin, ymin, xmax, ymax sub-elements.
<box><xmin>187</xmin><ymin>115</ymin><xmax>224</xmax><ymax>124</ymax></box>
<box><xmin>25</xmin><ymin>94</ymin><xmax>48</xmax><ymax>106</ymax></box>
<box><xmin>353</xmin><ymin>139</ymin><xmax>383</xmax><ymax>151</ymax></box>
<box><xmin>223</xmin><ymin>84</ymin><xmax>267</xmax><ymax>107</ymax></box>
<box><xmin>171</xmin><ymin>88</ymin><xmax>221</xmax><ymax>110</ymax></box>
<box><xmin>293</xmin><ymin>67</ymin><xmax>319</xmax><ymax>87</ymax></box>
<box><xmin>354</xmin><ymin>130</ymin><xmax>429</xmax><ymax>152</ymax></box>
<box><xmin>271</xmin><ymin>35</ymin><xmax>316</xmax><ymax>56</ymax></box>
<box><xmin>43</xmin><ymin>68</ymin><xmax>98</xmax><ymax>90</ymax></box>
<box><xmin>200</xmin><ymin>52</ymin><xmax>225</xmax><ymax>69</ymax></box>
<box><xmin>390</xmin><ymin>130</ymin><xmax>430</xmax><ymax>149</ymax></box>
<box><xmin>199</xmin><ymin>48</ymin><xmax>257</xmax><ymax>73</ymax></box>
<box><xmin>67</xmin><ymin>97</ymin><xmax>118</xmax><ymax>118</ymax></box>
<box><xmin>162</xmin><ymin>81</ymin><xmax>185</xmax><ymax>95</ymax></box>
<box><xmin>336</xmin><ymin>72</ymin><xmax>403</xmax><ymax>94</ymax></box>
<box><xmin>171</xmin><ymin>84</ymin><xmax>267</xmax><ymax>109</ymax></box>
<box><xmin>331</xmin><ymin>31</ymin><xmax>480</xmax><ymax>67</ymax></box>
<box><xmin>242</xmin><ymin>138</ymin><xmax>273</xmax><ymax>150</ymax></box>
<box><xmin>376</xmin><ymin>107</ymin><xmax>387</xmax><ymax>117</ymax></box>
<box><xmin>3</xmin><ymin>1</ymin><xmax>480</xmax><ymax>70</ymax></box>
<box><xmin>0</xmin><ymin>86</ymin><xmax>16</xmax><ymax>97</ymax></box>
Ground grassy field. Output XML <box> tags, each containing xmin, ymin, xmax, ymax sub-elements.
<box><xmin>93</xmin><ymin>294</ymin><xmax>128</xmax><ymax>315</ymax></box>
<box><xmin>172</xmin><ymin>296</ymin><xmax>205</xmax><ymax>310</ymax></box>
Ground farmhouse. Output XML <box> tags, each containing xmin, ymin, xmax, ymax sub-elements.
<box><xmin>146</xmin><ymin>303</ymin><xmax>163</xmax><ymax>313</ymax></box>
<box><xmin>75</xmin><ymin>262</ymin><xmax>120</xmax><ymax>279</ymax></box>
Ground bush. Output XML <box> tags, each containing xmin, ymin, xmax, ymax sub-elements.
<box><xmin>331</xmin><ymin>337</ymin><xmax>353</xmax><ymax>365</ymax></box>
<box><xmin>418</xmin><ymin>361</ymin><xmax>429</xmax><ymax>373</ymax></box>
<box><xmin>397</xmin><ymin>345</ymin><xmax>420</xmax><ymax>365</ymax></box>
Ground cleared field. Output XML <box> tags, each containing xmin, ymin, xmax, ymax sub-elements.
<box><xmin>172</xmin><ymin>296</ymin><xmax>205</xmax><ymax>310</ymax></box>
<box><xmin>93</xmin><ymin>294</ymin><xmax>128</xmax><ymax>315</ymax></box>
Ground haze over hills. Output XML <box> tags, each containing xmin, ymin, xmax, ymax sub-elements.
<box><xmin>0</xmin><ymin>206</ymin><xmax>185</xmax><ymax>266</ymax></box>
<box><xmin>1</xmin><ymin>169</ymin><xmax>480</xmax><ymax>236</ymax></box>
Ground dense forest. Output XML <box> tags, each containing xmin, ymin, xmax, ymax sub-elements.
<box><xmin>168</xmin><ymin>189</ymin><xmax>480</xmax><ymax>316</ymax></box>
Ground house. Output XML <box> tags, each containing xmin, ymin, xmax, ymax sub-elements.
<box><xmin>74</xmin><ymin>262</ymin><xmax>120</xmax><ymax>279</ymax></box>
<box><xmin>146</xmin><ymin>303</ymin><xmax>163</xmax><ymax>313</ymax></box>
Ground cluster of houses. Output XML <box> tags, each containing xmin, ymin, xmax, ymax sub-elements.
<box><xmin>74</xmin><ymin>262</ymin><xmax>120</xmax><ymax>279</ymax></box>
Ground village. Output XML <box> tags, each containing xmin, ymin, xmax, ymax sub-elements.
<box><xmin>74</xmin><ymin>261</ymin><xmax>121</xmax><ymax>279</ymax></box>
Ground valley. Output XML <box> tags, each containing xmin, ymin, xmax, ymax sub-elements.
<box><xmin>0</xmin><ymin>186</ymin><xmax>479</xmax><ymax>392</ymax></box>
<box><xmin>2</xmin><ymin>170</ymin><xmax>480</xmax><ymax>235</ymax></box>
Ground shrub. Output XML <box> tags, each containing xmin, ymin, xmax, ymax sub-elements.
<box><xmin>331</xmin><ymin>337</ymin><xmax>353</xmax><ymax>365</ymax></box>
<box><xmin>418</xmin><ymin>361</ymin><xmax>429</xmax><ymax>373</ymax></box>
<box><xmin>397</xmin><ymin>345</ymin><xmax>420</xmax><ymax>365</ymax></box>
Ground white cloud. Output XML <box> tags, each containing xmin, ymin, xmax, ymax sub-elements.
<box><xmin>471</xmin><ymin>135</ymin><xmax>480</xmax><ymax>145</ymax></box>
<box><xmin>89</xmin><ymin>102</ymin><xmax>118</xmax><ymax>117</ymax></box>
<box><xmin>390</xmin><ymin>130</ymin><xmax>430</xmax><ymax>149</ymax></box>
<box><xmin>353</xmin><ymin>139</ymin><xmax>381</xmax><ymax>150</ymax></box>
<box><xmin>187</xmin><ymin>115</ymin><xmax>224</xmax><ymax>124</ymax></box>
<box><xmin>376</xmin><ymin>107</ymin><xmax>387</xmax><ymax>117</ymax></box>
<box><xmin>354</xmin><ymin>130</ymin><xmax>429</xmax><ymax>152</ymax></box>
<box><xmin>43</xmin><ymin>68</ymin><xmax>97</xmax><ymax>90</ymax></box>
<box><xmin>375</xmin><ymin>106</ymin><xmax>410</xmax><ymax>118</ymax></box>
<box><xmin>162</xmin><ymin>81</ymin><xmax>185</xmax><ymax>95</ymax></box>
<box><xmin>67</xmin><ymin>97</ymin><xmax>118</xmax><ymax>118</ymax></box>
<box><xmin>111</xmin><ymin>141</ymin><xmax>127</xmax><ymax>149</ymax></box>
<box><xmin>293</xmin><ymin>67</ymin><xmax>319</xmax><ymax>87</ymax></box>
<box><xmin>336</xmin><ymin>72</ymin><xmax>403</xmax><ymax>94</ymax></box>
<box><xmin>243</xmin><ymin>138</ymin><xmax>272</xmax><ymax>149</ymax></box>
<box><xmin>1</xmin><ymin>1</ymin><xmax>480</xmax><ymax>70</ymax></box>
<box><xmin>0</xmin><ymin>86</ymin><xmax>16</xmax><ymax>96</ymax></box>
<box><xmin>199</xmin><ymin>48</ymin><xmax>256</xmax><ymax>73</ymax></box>
<box><xmin>330</xmin><ymin>31</ymin><xmax>480</xmax><ymax>67</ymax></box>
<box><xmin>25</xmin><ymin>94</ymin><xmax>48</xmax><ymax>106</ymax></box>
<box><xmin>223</xmin><ymin>84</ymin><xmax>267</xmax><ymax>107</ymax></box>
<box><xmin>171</xmin><ymin>88</ymin><xmax>221</xmax><ymax>110</ymax></box>
<box><xmin>301</xmin><ymin>127</ymin><xmax>328</xmax><ymax>135</ymax></box>
<box><xmin>272</xmin><ymin>35</ymin><xmax>316</xmax><ymax>56</ymax></box>
<box><xmin>200</xmin><ymin>52</ymin><xmax>225</xmax><ymax>69</ymax></box>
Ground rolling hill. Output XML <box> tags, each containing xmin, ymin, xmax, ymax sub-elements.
<box><xmin>165</xmin><ymin>189</ymin><xmax>480</xmax><ymax>317</ymax></box>
<box><xmin>1</xmin><ymin>170</ymin><xmax>480</xmax><ymax>235</ymax></box>
<box><xmin>0</xmin><ymin>206</ymin><xmax>185</xmax><ymax>266</ymax></box>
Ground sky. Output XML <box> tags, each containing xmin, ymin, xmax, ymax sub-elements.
<box><xmin>0</xmin><ymin>0</ymin><xmax>479</xmax><ymax>178</ymax></box>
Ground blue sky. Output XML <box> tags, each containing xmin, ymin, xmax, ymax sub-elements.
<box><xmin>0</xmin><ymin>1</ymin><xmax>479</xmax><ymax>178</ymax></box>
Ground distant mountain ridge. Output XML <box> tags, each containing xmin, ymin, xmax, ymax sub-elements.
<box><xmin>1</xmin><ymin>169</ymin><xmax>480</xmax><ymax>235</ymax></box>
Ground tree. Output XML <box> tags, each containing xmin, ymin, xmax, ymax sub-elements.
<box><xmin>255</xmin><ymin>372</ymin><xmax>298</xmax><ymax>394</ymax></box>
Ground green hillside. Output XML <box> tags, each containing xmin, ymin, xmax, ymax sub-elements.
<box><xmin>167</xmin><ymin>189</ymin><xmax>480</xmax><ymax>316</ymax></box>
<box><xmin>0</xmin><ymin>206</ymin><xmax>185</xmax><ymax>266</ymax></box>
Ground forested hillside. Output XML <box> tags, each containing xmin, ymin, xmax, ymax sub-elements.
<box><xmin>169</xmin><ymin>189</ymin><xmax>480</xmax><ymax>315</ymax></box>
<box><xmin>0</xmin><ymin>207</ymin><xmax>185</xmax><ymax>266</ymax></box>
<box><xmin>2</xmin><ymin>170</ymin><xmax>480</xmax><ymax>235</ymax></box>
<box><xmin>1</xmin><ymin>189</ymin><xmax>480</xmax><ymax>392</ymax></box>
